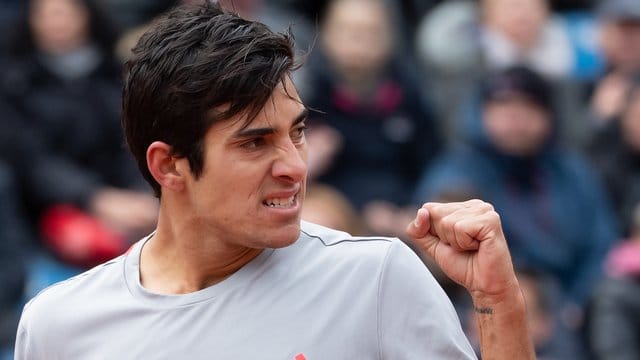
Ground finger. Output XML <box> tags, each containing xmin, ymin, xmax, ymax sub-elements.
<box><xmin>462</xmin><ymin>210</ymin><xmax>504</xmax><ymax>244</ymax></box>
<box><xmin>413</xmin><ymin>232</ymin><xmax>444</xmax><ymax>261</ymax></box>
<box><xmin>425</xmin><ymin>200</ymin><xmax>494</xmax><ymax>251</ymax></box>
<box><xmin>425</xmin><ymin>199</ymin><xmax>490</xmax><ymax>216</ymax></box>
<box><xmin>424</xmin><ymin>203</ymin><xmax>475</xmax><ymax>245</ymax></box>
<box><xmin>450</xmin><ymin>217</ymin><xmax>481</xmax><ymax>251</ymax></box>
<box><xmin>430</xmin><ymin>212</ymin><xmax>479</xmax><ymax>252</ymax></box>
<box><xmin>444</xmin><ymin>210</ymin><xmax>505</xmax><ymax>255</ymax></box>
<box><xmin>405</xmin><ymin>207</ymin><xmax>431</xmax><ymax>240</ymax></box>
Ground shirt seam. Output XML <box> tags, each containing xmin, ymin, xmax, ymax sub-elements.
<box><xmin>300</xmin><ymin>229</ymin><xmax>393</xmax><ymax>247</ymax></box>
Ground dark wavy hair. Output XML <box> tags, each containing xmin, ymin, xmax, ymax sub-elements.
<box><xmin>122</xmin><ymin>2</ymin><xmax>299</xmax><ymax>197</ymax></box>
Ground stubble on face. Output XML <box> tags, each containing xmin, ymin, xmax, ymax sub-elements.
<box><xmin>185</xmin><ymin>78</ymin><xmax>309</xmax><ymax>251</ymax></box>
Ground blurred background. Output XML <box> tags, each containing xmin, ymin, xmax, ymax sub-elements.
<box><xmin>1</xmin><ymin>0</ymin><xmax>640</xmax><ymax>358</ymax></box>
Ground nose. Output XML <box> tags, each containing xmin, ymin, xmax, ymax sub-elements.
<box><xmin>272</xmin><ymin>140</ymin><xmax>307</xmax><ymax>184</ymax></box>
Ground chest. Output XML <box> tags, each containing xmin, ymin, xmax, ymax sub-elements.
<box><xmin>52</xmin><ymin>285</ymin><xmax>379</xmax><ymax>359</ymax></box>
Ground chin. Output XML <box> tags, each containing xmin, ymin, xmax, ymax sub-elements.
<box><xmin>265</xmin><ymin>220</ymin><xmax>301</xmax><ymax>249</ymax></box>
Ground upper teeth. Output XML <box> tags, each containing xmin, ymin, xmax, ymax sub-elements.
<box><xmin>265</xmin><ymin>196</ymin><xmax>295</xmax><ymax>208</ymax></box>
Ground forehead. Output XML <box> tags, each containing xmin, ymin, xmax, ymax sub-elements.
<box><xmin>210</xmin><ymin>78</ymin><xmax>305</xmax><ymax>134</ymax></box>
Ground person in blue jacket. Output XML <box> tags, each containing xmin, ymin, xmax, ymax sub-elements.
<box><xmin>415</xmin><ymin>66</ymin><xmax>618</xmax><ymax>310</ymax></box>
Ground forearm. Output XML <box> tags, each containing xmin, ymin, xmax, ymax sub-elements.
<box><xmin>473</xmin><ymin>285</ymin><xmax>535</xmax><ymax>360</ymax></box>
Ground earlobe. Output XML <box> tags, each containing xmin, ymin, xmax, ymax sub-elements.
<box><xmin>147</xmin><ymin>141</ymin><xmax>185</xmax><ymax>191</ymax></box>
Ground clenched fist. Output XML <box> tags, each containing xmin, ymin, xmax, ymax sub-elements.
<box><xmin>406</xmin><ymin>200</ymin><xmax>535</xmax><ymax>359</ymax></box>
<box><xmin>405</xmin><ymin>199</ymin><xmax>518</xmax><ymax>299</ymax></box>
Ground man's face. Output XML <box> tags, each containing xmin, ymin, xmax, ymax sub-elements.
<box><xmin>483</xmin><ymin>0</ymin><xmax>548</xmax><ymax>48</ymax></box>
<box><xmin>482</xmin><ymin>95</ymin><xmax>551</xmax><ymax>156</ymax></box>
<box><xmin>322</xmin><ymin>0</ymin><xmax>392</xmax><ymax>80</ymax></box>
<box><xmin>180</xmin><ymin>78</ymin><xmax>308</xmax><ymax>250</ymax></box>
<box><xmin>30</xmin><ymin>0</ymin><xmax>90</xmax><ymax>54</ymax></box>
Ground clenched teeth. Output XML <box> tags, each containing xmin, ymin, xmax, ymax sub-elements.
<box><xmin>264</xmin><ymin>195</ymin><xmax>295</xmax><ymax>208</ymax></box>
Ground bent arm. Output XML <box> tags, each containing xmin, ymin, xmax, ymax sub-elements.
<box><xmin>406</xmin><ymin>201</ymin><xmax>535</xmax><ymax>359</ymax></box>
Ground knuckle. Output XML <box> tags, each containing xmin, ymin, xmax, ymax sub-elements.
<box><xmin>440</xmin><ymin>216</ymin><xmax>456</xmax><ymax>231</ymax></box>
<box><xmin>483</xmin><ymin>201</ymin><xmax>495</xmax><ymax>212</ymax></box>
<box><xmin>487</xmin><ymin>210</ymin><xmax>501</xmax><ymax>223</ymax></box>
<box><xmin>452</xmin><ymin>220</ymin><xmax>465</xmax><ymax>234</ymax></box>
<box><xmin>467</xmin><ymin>199</ymin><xmax>483</xmax><ymax>206</ymax></box>
<box><xmin>423</xmin><ymin>202</ymin><xmax>436</xmax><ymax>210</ymax></box>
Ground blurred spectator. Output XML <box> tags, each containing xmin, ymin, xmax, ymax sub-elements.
<box><xmin>416</xmin><ymin>0</ymin><xmax>574</xmax><ymax>79</ymax></box>
<box><xmin>0</xmin><ymin>162</ymin><xmax>28</xmax><ymax>356</ymax></box>
<box><xmin>1</xmin><ymin>0</ymin><xmax>157</xmax><ymax>268</ymax></box>
<box><xmin>301</xmin><ymin>182</ymin><xmax>366</xmax><ymax>235</ymax></box>
<box><xmin>415</xmin><ymin>66</ymin><xmax>618</xmax><ymax>313</ymax></box>
<box><xmin>302</xmin><ymin>0</ymin><xmax>442</xmax><ymax>236</ymax></box>
<box><xmin>589</xmin><ymin>0</ymin><xmax>640</xmax><ymax>126</ymax></box>
<box><xmin>589</xmin><ymin>76</ymin><xmax>640</xmax><ymax>237</ymax></box>
<box><xmin>414</xmin><ymin>0</ymin><xmax>576</xmax><ymax>143</ymax></box>
<box><xmin>589</xmin><ymin>203</ymin><xmax>640</xmax><ymax>360</ymax></box>
<box><xmin>281</xmin><ymin>0</ymin><xmax>420</xmax><ymax>51</ymax></box>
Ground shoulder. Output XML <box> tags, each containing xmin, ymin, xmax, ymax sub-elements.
<box><xmin>299</xmin><ymin>221</ymin><xmax>398</xmax><ymax>259</ymax></box>
<box><xmin>306</xmin><ymin>222</ymin><xmax>479</xmax><ymax>358</ymax></box>
<box><xmin>16</xmin><ymin>254</ymin><xmax>127</xmax><ymax>356</ymax></box>
<box><xmin>298</xmin><ymin>221</ymin><xmax>424</xmax><ymax>273</ymax></box>
<box><xmin>19</xmin><ymin>254</ymin><xmax>125</xmax><ymax>328</ymax></box>
<box><xmin>300</xmin><ymin>221</ymin><xmax>394</xmax><ymax>247</ymax></box>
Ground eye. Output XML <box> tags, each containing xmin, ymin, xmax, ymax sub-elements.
<box><xmin>241</xmin><ymin>137</ymin><xmax>265</xmax><ymax>150</ymax></box>
<box><xmin>291</xmin><ymin>124</ymin><xmax>307</xmax><ymax>143</ymax></box>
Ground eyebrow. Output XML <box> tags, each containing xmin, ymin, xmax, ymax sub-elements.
<box><xmin>233</xmin><ymin>108</ymin><xmax>309</xmax><ymax>138</ymax></box>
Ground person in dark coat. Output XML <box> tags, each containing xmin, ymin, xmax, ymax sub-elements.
<box><xmin>589</xmin><ymin>75</ymin><xmax>640</xmax><ymax>237</ymax></box>
<box><xmin>1</xmin><ymin>0</ymin><xmax>157</xmax><ymax>267</ymax></box>
<box><xmin>302</xmin><ymin>0</ymin><xmax>442</xmax><ymax>236</ymax></box>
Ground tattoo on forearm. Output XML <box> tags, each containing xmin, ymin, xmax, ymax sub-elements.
<box><xmin>474</xmin><ymin>306</ymin><xmax>494</xmax><ymax>315</ymax></box>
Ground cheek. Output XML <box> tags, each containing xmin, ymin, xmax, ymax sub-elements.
<box><xmin>529</xmin><ymin>115</ymin><xmax>551</xmax><ymax>140</ymax></box>
<box><xmin>299</xmin><ymin>144</ymin><xmax>309</xmax><ymax>163</ymax></box>
<box><xmin>483</xmin><ymin>110</ymin><xmax>512</xmax><ymax>138</ymax></box>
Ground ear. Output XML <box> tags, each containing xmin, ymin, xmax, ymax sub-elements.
<box><xmin>146</xmin><ymin>141</ymin><xmax>188</xmax><ymax>192</ymax></box>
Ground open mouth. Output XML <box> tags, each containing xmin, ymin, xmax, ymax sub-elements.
<box><xmin>263</xmin><ymin>194</ymin><xmax>297</xmax><ymax>209</ymax></box>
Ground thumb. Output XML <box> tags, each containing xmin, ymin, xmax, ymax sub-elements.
<box><xmin>405</xmin><ymin>208</ymin><xmax>442</xmax><ymax>261</ymax></box>
<box><xmin>405</xmin><ymin>208</ymin><xmax>430</xmax><ymax>240</ymax></box>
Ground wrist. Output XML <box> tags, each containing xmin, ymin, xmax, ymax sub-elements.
<box><xmin>470</xmin><ymin>282</ymin><xmax>526</xmax><ymax>316</ymax></box>
<box><xmin>472</xmin><ymin>280</ymin><xmax>536</xmax><ymax>360</ymax></box>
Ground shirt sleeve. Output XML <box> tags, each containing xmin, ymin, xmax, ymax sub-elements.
<box><xmin>14</xmin><ymin>303</ymin><xmax>34</xmax><ymax>360</ymax></box>
<box><xmin>14</xmin><ymin>297</ymin><xmax>53</xmax><ymax>360</ymax></box>
<box><xmin>377</xmin><ymin>240</ymin><xmax>477</xmax><ymax>359</ymax></box>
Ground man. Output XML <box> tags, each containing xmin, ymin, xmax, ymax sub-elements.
<box><xmin>15</xmin><ymin>3</ymin><xmax>533</xmax><ymax>359</ymax></box>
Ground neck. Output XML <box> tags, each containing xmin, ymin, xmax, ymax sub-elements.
<box><xmin>139</xmin><ymin>205</ymin><xmax>262</xmax><ymax>295</ymax></box>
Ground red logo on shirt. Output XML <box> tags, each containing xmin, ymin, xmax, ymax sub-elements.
<box><xmin>294</xmin><ymin>354</ymin><xmax>306</xmax><ymax>360</ymax></box>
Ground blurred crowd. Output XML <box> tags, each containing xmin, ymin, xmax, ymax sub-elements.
<box><xmin>1</xmin><ymin>0</ymin><xmax>639</xmax><ymax>358</ymax></box>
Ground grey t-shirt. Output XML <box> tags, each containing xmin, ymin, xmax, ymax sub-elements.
<box><xmin>16</xmin><ymin>221</ymin><xmax>476</xmax><ymax>359</ymax></box>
